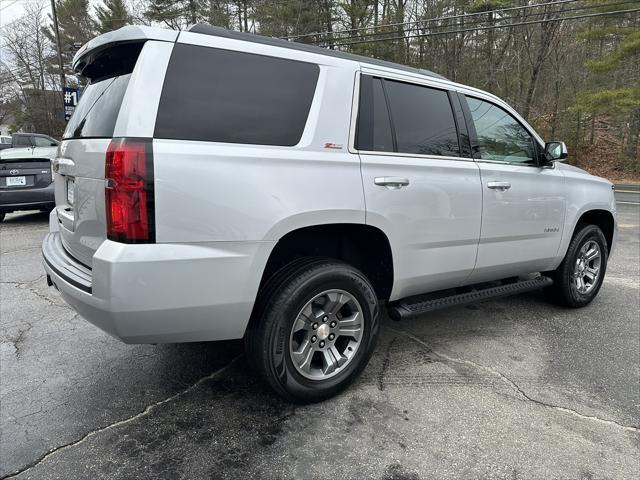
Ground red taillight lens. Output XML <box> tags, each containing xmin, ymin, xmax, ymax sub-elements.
<box><xmin>105</xmin><ymin>138</ymin><xmax>154</xmax><ymax>243</ymax></box>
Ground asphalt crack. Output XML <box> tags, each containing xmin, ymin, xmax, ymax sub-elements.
<box><xmin>1</xmin><ymin>275</ymin><xmax>70</xmax><ymax>309</ymax></box>
<box><xmin>7</xmin><ymin>322</ymin><xmax>34</xmax><ymax>358</ymax></box>
<box><xmin>0</xmin><ymin>354</ymin><xmax>244</xmax><ymax>479</ymax></box>
<box><xmin>388</xmin><ymin>326</ymin><xmax>640</xmax><ymax>434</ymax></box>
<box><xmin>25</xmin><ymin>287</ymin><xmax>69</xmax><ymax>309</ymax></box>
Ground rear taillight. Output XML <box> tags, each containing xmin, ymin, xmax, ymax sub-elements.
<box><xmin>105</xmin><ymin>138</ymin><xmax>155</xmax><ymax>243</ymax></box>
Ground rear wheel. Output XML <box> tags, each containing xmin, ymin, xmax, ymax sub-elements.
<box><xmin>246</xmin><ymin>258</ymin><xmax>379</xmax><ymax>403</ymax></box>
<box><xmin>545</xmin><ymin>224</ymin><xmax>608</xmax><ymax>307</ymax></box>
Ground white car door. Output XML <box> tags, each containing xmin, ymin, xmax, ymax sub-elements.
<box><xmin>356</xmin><ymin>72</ymin><xmax>483</xmax><ymax>300</ymax></box>
<box><xmin>460</xmin><ymin>95</ymin><xmax>566</xmax><ymax>283</ymax></box>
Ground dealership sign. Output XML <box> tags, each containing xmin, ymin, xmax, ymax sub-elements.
<box><xmin>63</xmin><ymin>87</ymin><xmax>80</xmax><ymax>122</ymax></box>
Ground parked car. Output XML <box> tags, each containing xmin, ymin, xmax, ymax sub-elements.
<box><xmin>0</xmin><ymin>133</ymin><xmax>59</xmax><ymax>151</ymax></box>
<box><xmin>0</xmin><ymin>146</ymin><xmax>56</xmax><ymax>222</ymax></box>
<box><xmin>42</xmin><ymin>25</ymin><xmax>617</xmax><ymax>402</ymax></box>
<box><xmin>0</xmin><ymin>135</ymin><xmax>11</xmax><ymax>145</ymax></box>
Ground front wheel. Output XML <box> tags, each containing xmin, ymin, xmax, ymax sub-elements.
<box><xmin>245</xmin><ymin>258</ymin><xmax>380</xmax><ymax>403</ymax></box>
<box><xmin>545</xmin><ymin>224</ymin><xmax>608</xmax><ymax>308</ymax></box>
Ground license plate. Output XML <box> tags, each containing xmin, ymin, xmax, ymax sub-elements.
<box><xmin>6</xmin><ymin>176</ymin><xmax>26</xmax><ymax>187</ymax></box>
<box><xmin>67</xmin><ymin>179</ymin><xmax>74</xmax><ymax>205</ymax></box>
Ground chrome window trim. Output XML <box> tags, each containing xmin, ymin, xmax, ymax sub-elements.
<box><xmin>360</xmin><ymin>65</ymin><xmax>453</xmax><ymax>91</ymax></box>
<box><xmin>474</xmin><ymin>158</ymin><xmax>555</xmax><ymax>169</ymax></box>
<box><xmin>355</xmin><ymin>149</ymin><xmax>475</xmax><ymax>163</ymax></box>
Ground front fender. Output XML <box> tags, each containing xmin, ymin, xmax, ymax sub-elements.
<box><xmin>554</xmin><ymin>168</ymin><xmax>617</xmax><ymax>264</ymax></box>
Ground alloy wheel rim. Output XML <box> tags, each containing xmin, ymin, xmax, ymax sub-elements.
<box><xmin>573</xmin><ymin>240</ymin><xmax>601</xmax><ymax>294</ymax></box>
<box><xmin>289</xmin><ymin>289</ymin><xmax>364</xmax><ymax>380</ymax></box>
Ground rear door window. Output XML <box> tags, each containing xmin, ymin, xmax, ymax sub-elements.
<box><xmin>63</xmin><ymin>74</ymin><xmax>131</xmax><ymax>139</ymax></box>
<box><xmin>384</xmin><ymin>80</ymin><xmax>460</xmax><ymax>157</ymax></box>
<box><xmin>155</xmin><ymin>44</ymin><xmax>319</xmax><ymax>146</ymax></box>
<box><xmin>13</xmin><ymin>136</ymin><xmax>32</xmax><ymax>147</ymax></box>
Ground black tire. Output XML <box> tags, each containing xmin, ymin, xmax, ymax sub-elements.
<box><xmin>245</xmin><ymin>258</ymin><xmax>380</xmax><ymax>403</ymax></box>
<box><xmin>0</xmin><ymin>212</ymin><xmax>5</xmax><ymax>222</ymax></box>
<box><xmin>545</xmin><ymin>224</ymin><xmax>608</xmax><ymax>308</ymax></box>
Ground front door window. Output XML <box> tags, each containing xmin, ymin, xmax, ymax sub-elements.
<box><xmin>466</xmin><ymin>96</ymin><xmax>537</xmax><ymax>165</ymax></box>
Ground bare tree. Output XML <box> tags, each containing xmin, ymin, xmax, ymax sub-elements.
<box><xmin>1</xmin><ymin>1</ymin><xmax>65</xmax><ymax>136</ymax></box>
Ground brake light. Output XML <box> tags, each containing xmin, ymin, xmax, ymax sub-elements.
<box><xmin>105</xmin><ymin>138</ymin><xmax>155</xmax><ymax>243</ymax></box>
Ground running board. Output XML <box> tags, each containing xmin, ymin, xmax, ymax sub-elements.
<box><xmin>388</xmin><ymin>276</ymin><xmax>553</xmax><ymax>321</ymax></box>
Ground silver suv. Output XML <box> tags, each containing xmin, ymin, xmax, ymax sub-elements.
<box><xmin>43</xmin><ymin>25</ymin><xmax>617</xmax><ymax>402</ymax></box>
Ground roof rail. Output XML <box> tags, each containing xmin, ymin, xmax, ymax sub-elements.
<box><xmin>187</xmin><ymin>24</ymin><xmax>446</xmax><ymax>80</ymax></box>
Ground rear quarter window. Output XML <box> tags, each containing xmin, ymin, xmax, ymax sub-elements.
<box><xmin>154</xmin><ymin>44</ymin><xmax>320</xmax><ymax>146</ymax></box>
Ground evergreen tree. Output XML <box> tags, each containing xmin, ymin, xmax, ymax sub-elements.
<box><xmin>202</xmin><ymin>0</ymin><xmax>233</xmax><ymax>29</ymax></box>
<box><xmin>144</xmin><ymin>0</ymin><xmax>202</xmax><ymax>29</ymax></box>
<box><xmin>575</xmin><ymin>2</ymin><xmax>640</xmax><ymax>169</ymax></box>
<box><xmin>95</xmin><ymin>0</ymin><xmax>131</xmax><ymax>34</ymax></box>
<box><xmin>46</xmin><ymin>0</ymin><xmax>97</xmax><ymax>79</ymax></box>
<box><xmin>255</xmin><ymin>0</ymin><xmax>324</xmax><ymax>38</ymax></box>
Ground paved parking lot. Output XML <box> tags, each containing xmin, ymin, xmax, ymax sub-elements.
<box><xmin>1</xmin><ymin>201</ymin><xmax>638</xmax><ymax>480</ymax></box>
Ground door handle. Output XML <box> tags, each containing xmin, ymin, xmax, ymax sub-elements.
<box><xmin>487</xmin><ymin>181</ymin><xmax>511</xmax><ymax>191</ymax></box>
<box><xmin>374</xmin><ymin>177</ymin><xmax>410</xmax><ymax>188</ymax></box>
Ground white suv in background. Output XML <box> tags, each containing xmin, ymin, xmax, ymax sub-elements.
<box><xmin>43</xmin><ymin>25</ymin><xmax>617</xmax><ymax>402</ymax></box>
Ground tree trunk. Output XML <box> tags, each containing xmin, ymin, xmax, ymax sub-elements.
<box><xmin>486</xmin><ymin>11</ymin><xmax>495</xmax><ymax>91</ymax></box>
<box><xmin>625</xmin><ymin>108</ymin><xmax>640</xmax><ymax>163</ymax></box>
<box><xmin>551</xmin><ymin>66</ymin><xmax>561</xmax><ymax>138</ymax></box>
<box><xmin>243</xmin><ymin>0</ymin><xmax>248</xmax><ymax>33</ymax></box>
<box><xmin>374</xmin><ymin>0</ymin><xmax>378</xmax><ymax>26</ymax></box>
<box><xmin>522</xmin><ymin>62</ymin><xmax>541</xmax><ymax>121</ymax></box>
<box><xmin>320</xmin><ymin>0</ymin><xmax>333</xmax><ymax>49</ymax></box>
<box><xmin>395</xmin><ymin>0</ymin><xmax>405</xmax><ymax>63</ymax></box>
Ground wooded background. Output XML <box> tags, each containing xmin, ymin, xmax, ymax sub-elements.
<box><xmin>1</xmin><ymin>0</ymin><xmax>638</xmax><ymax>180</ymax></box>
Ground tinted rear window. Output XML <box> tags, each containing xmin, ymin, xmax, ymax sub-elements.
<box><xmin>13</xmin><ymin>136</ymin><xmax>31</xmax><ymax>146</ymax></box>
<box><xmin>155</xmin><ymin>44</ymin><xmax>320</xmax><ymax>146</ymax></box>
<box><xmin>385</xmin><ymin>80</ymin><xmax>460</xmax><ymax>157</ymax></box>
<box><xmin>63</xmin><ymin>74</ymin><xmax>131</xmax><ymax>139</ymax></box>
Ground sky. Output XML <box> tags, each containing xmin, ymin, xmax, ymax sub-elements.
<box><xmin>0</xmin><ymin>0</ymin><xmax>106</xmax><ymax>30</ymax></box>
<box><xmin>0</xmin><ymin>0</ymin><xmax>47</xmax><ymax>29</ymax></box>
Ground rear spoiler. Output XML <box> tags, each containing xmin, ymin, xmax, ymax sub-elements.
<box><xmin>72</xmin><ymin>26</ymin><xmax>178</xmax><ymax>76</ymax></box>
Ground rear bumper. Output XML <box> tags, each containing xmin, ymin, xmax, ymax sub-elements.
<box><xmin>0</xmin><ymin>182</ymin><xmax>55</xmax><ymax>212</ymax></box>
<box><xmin>42</xmin><ymin>216</ymin><xmax>274</xmax><ymax>343</ymax></box>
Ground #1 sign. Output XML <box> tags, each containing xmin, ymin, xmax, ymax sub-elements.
<box><xmin>63</xmin><ymin>87</ymin><xmax>80</xmax><ymax>122</ymax></box>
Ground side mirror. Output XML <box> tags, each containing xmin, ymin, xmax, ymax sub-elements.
<box><xmin>544</xmin><ymin>141</ymin><xmax>568</xmax><ymax>162</ymax></box>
